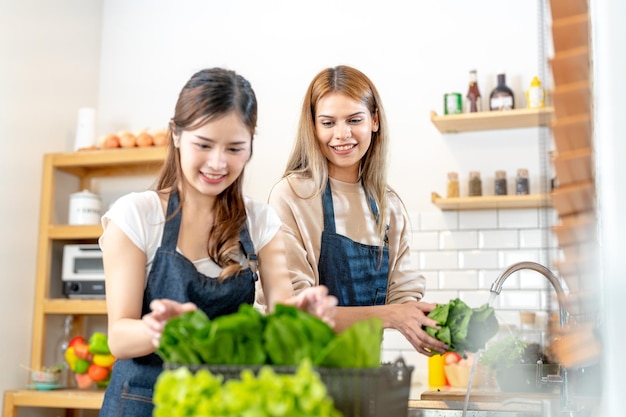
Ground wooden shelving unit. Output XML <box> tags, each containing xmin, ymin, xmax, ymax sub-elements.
<box><xmin>3</xmin><ymin>147</ymin><xmax>166</xmax><ymax>417</ymax></box>
<box><xmin>431</xmin><ymin>192</ymin><xmax>552</xmax><ymax>211</ymax></box>
<box><xmin>429</xmin><ymin>107</ymin><xmax>554</xmax><ymax>133</ymax></box>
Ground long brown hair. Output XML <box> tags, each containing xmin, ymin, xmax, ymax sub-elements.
<box><xmin>155</xmin><ymin>68</ymin><xmax>257</xmax><ymax>280</ymax></box>
<box><xmin>284</xmin><ymin>65</ymin><xmax>390</xmax><ymax>242</ymax></box>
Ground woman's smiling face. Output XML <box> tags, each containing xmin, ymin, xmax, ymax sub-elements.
<box><xmin>314</xmin><ymin>92</ymin><xmax>379</xmax><ymax>182</ymax></box>
<box><xmin>176</xmin><ymin>112</ymin><xmax>252</xmax><ymax>198</ymax></box>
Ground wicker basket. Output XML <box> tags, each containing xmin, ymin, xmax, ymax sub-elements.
<box><xmin>163</xmin><ymin>357</ymin><xmax>413</xmax><ymax>417</ymax></box>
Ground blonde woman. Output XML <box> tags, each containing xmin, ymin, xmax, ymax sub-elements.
<box><xmin>265</xmin><ymin>65</ymin><xmax>445</xmax><ymax>355</ymax></box>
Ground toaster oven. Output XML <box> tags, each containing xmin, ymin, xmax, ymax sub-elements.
<box><xmin>62</xmin><ymin>244</ymin><xmax>105</xmax><ymax>298</ymax></box>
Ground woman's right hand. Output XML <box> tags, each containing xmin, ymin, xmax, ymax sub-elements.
<box><xmin>142</xmin><ymin>299</ymin><xmax>197</xmax><ymax>347</ymax></box>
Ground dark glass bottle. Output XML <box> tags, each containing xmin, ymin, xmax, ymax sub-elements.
<box><xmin>489</xmin><ymin>73</ymin><xmax>515</xmax><ymax>111</ymax></box>
<box><xmin>465</xmin><ymin>70</ymin><xmax>482</xmax><ymax>113</ymax></box>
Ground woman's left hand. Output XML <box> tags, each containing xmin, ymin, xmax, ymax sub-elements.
<box><xmin>287</xmin><ymin>286</ymin><xmax>338</xmax><ymax>327</ymax></box>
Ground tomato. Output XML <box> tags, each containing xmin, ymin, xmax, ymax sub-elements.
<box><xmin>68</xmin><ymin>336</ymin><xmax>86</xmax><ymax>348</ymax></box>
<box><xmin>443</xmin><ymin>351</ymin><xmax>462</xmax><ymax>365</ymax></box>
<box><xmin>87</xmin><ymin>363</ymin><xmax>110</xmax><ymax>382</ymax></box>
<box><xmin>73</xmin><ymin>342</ymin><xmax>92</xmax><ymax>361</ymax></box>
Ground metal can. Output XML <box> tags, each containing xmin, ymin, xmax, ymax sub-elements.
<box><xmin>444</xmin><ymin>92</ymin><xmax>462</xmax><ymax>115</ymax></box>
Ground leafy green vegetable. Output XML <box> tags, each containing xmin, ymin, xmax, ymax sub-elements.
<box><xmin>480</xmin><ymin>336</ymin><xmax>552</xmax><ymax>370</ymax></box>
<box><xmin>316</xmin><ymin>318</ymin><xmax>383</xmax><ymax>368</ymax></box>
<box><xmin>153</xmin><ymin>360</ymin><xmax>343</xmax><ymax>417</ymax></box>
<box><xmin>479</xmin><ymin>336</ymin><xmax>527</xmax><ymax>370</ymax></box>
<box><xmin>425</xmin><ymin>298</ymin><xmax>499</xmax><ymax>356</ymax></box>
<box><xmin>264</xmin><ymin>304</ymin><xmax>335</xmax><ymax>366</ymax></box>
<box><xmin>156</xmin><ymin>303</ymin><xmax>382</xmax><ymax>368</ymax></box>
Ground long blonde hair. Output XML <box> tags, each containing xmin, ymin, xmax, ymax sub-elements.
<box><xmin>155</xmin><ymin>68</ymin><xmax>257</xmax><ymax>280</ymax></box>
<box><xmin>284</xmin><ymin>65</ymin><xmax>390</xmax><ymax>241</ymax></box>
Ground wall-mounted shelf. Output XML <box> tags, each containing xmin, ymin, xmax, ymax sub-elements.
<box><xmin>430</xmin><ymin>107</ymin><xmax>554</xmax><ymax>133</ymax></box>
<box><xmin>431</xmin><ymin>192</ymin><xmax>552</xmax><ymax>211</ymax></box>
<box><xmin>3</xmin><ymin>389</ymin><xmax>103</xmax><ymax>415</ymax></box>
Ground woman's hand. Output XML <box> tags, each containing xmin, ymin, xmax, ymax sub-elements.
<box><xmin>142</xmin><ymin>299</ymin><xmax>197</xmax><ymax>347</ymax></box>
<box><xmin>390</xmin><ymin>301</ymin><xmax>448</xmax><ymax>356</ymax></box>
<box><xmin>285</xmin><ymin>286</ymin><xmax>338</xmax><ymax>328</ymax></box>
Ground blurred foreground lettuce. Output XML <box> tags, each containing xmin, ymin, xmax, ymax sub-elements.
<box><xmin>154</xmin><ymin>359</ymin><xmax>343</xmax><ymax>417</ymax></box>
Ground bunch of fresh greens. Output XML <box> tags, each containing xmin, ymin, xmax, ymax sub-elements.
<box><xmin>424</xmin><ymin>298</ymin><xmax>499</xmax><ymax>356</ymax></box>
<box><xmin>156</xmin><ymin>303</ymin><xmax>383</xmax><ymax>368</ymax></box>
<box><xmin>153</xmin><ymin>359</ymin><xmax>343</xmax><ymax>417</ymax></box>
<box><xmin>480</xmin><ymin>335</ymin><xmax>551</xmax><ymax>370</ymax></box>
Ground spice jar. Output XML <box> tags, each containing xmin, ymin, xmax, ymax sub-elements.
<box><xmin>447</xmin><ymin>172</ymin><xmax>460</xmax><ymax>198</ymax></box>
<box><xmin>494</xmin><ymin>170</ymin><xmax>507</xmax><ymax>195</ymax></box>
<box><xmin>516</xmin><ymin>169</ymin><xmax>530</xmax><ymax>195</ymax></box>
<box><xmin>468</xmin><ymin>171</ymin><xmax>482</xmax><ymax>196</ymax></box>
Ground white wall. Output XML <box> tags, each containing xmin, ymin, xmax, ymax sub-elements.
<box><xmin>0</xmin><ymin>0</ymin><xmax>102</xmax><ymax>404</ymax></box>
<box><xmin>96</xmin><ymin>0</ymin><xmax>545</xmax><ymax>211</ymax></box>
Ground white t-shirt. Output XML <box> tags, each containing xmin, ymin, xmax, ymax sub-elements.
<box><xmin>100</xmin><ymin>191</ymin><xmax>282</xmax><ymax>281</ymax></box>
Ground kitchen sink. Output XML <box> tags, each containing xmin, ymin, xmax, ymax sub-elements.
<box><xmin>408</xmin><ymin>411</ymin><xmax>539</xmax><ymax>417</ymax></box>
<box><xmin>407</xmin><ymin>400</ymin><xmax>543</xmax><ymax>417</ymax></box>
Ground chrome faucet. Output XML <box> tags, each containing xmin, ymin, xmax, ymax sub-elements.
<box><xmin>490</xmin><ymin>261</ymin><xmax>576</xmax><ymax>415</ymax></box>
<box><xmin>490</xmin><ymin>261</ymin><xmax>568</xmax><ymax>327</ymax></box>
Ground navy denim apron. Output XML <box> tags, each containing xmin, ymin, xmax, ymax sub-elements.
<box><xmin>99</xmin><ymin>192</ymin><xmax>258</xmax><ymax>417</ymax></box>
<box><xmin>318</xmin><ymin>181</ymin><xmax>389</xmax><ymax>306</ymax></box>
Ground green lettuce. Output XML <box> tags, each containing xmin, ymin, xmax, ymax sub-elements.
<box><xmin>425</xmin><ymin>298</ymin><xmax>499</xmax><ymax>356</ymax></box>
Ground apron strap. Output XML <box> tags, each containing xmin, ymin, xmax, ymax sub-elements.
<box><xmin>322</xmin><ymin>181</ymin><xmax>336</xmax><ymax>233</ymax></box>
<box><xmin>239</xmin><ymin>225</ymin><xmax>258</xmax><ymax>281</ymax></box>
<box><xmin>161</xmin><ymin>191</ymin><xmax>182</xmax><ymax>250</ymax></box>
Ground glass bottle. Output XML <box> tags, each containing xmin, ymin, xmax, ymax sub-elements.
<box><xmin>516</xmin><ymin>168</ymin><xmax>530</xmax><ymax>195</ymax></box>
<box><xmin>489</xmin><ymin>73</ymin><xmax>515</xmax><ymax>111</ymax></box>
<box><xmin>447</xmin><ymin>172</ymin><xmax>460</xmax><ymax>198</ymax></box>
<box><xmin>494</xmin><ymin>170</ymin><xmax>507</xmax><ymax>196</ymax></box>
<box><xmin>54</xmin><ymin>315</ymin><xmax>74</xmax><ymax>387</ymax></box>
<box><xmin>526</xmin><ymin>75</ymin><xmax>545</xmax><ymax>108</ymax></box>
<box><xmin>465</xmin><ymin>69</ymin><xmax>482</xmax><ymax>113</ymax></box>
<box><xmin>468</xmin><ymin>171</ymin><xmax>482</xmax><ymax>196</ymax></box>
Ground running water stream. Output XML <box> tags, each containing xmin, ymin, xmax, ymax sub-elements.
<box><xmin>459</xmin><ymin>292</ymin><xmax>500</xmax><ymax>417</ymax></box>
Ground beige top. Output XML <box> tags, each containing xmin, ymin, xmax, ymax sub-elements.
<box><xmin>260</xmin><ymin>174</ymin><xmax>425</xmax><ymax>305</ymax></box>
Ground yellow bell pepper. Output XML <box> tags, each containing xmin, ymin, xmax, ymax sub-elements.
<box><xmin>64</xmin><ymin>346</ymin><xmax>78</xmax><ymax>372</ymax></box>
<box><xmin>92</xmin><ymin>353</ymin><xmax>116</xmax><ymax>368</ymax></box>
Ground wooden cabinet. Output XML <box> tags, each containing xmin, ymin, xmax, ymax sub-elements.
<box><xmin>3</xmin><ymin>147</ymin><xmax>166</xmax><ymax>417</ymax></box>
<box><xmin>429</xmin><ymin>108</ymin><xmax>554</xmax><ymax>210</ymax></box>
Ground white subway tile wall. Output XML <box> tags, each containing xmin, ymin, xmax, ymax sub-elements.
<box><xmin>385</xmin><ymin>207</ymin><xmax>561</xmax><ymax>399</ymax></box>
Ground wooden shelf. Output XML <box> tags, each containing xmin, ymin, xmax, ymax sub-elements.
<box><xmin>430</xmin><ymin>108</ymin><xmax>554</xmax><ymax>133</ymax></box>
<box><xmin>551</xmin><ymin>114</ymin><xmax>591</xmax><ymax>152</ymax></box>
<box><xmin>13</xmin><ymin>148</ymin><xmax>166</xmax><ymax>416</ymax></box>
<box><xmin>549</xmin><ymin>0</ymin><xmax>588</xmax><ymax>20</ymax></box>
<box><xmin>3</xmin><ymin>389</ymin><xmax>104</xmax><ymax>413</ymax></box>
<box><xmin>552</xmin><ymin>147</ymin><xmax>592</xmax><ymax>187</ymax></box>
<box><xmin>431</xmin><ymin>192</ymin><xmax>552</xmax><ymax>211</ymax></box>
<box><xmin>551</xmin><ymin>13</ymin><xmax>589</xmax><ymax>52</ymax></box>
<box><xmin>550</xmin><ymin>46</ymin><xmax>590</xmax><ymax>86</ymax></box>
<box><xmin>552</xmin><ymin>81</ymin><xmax>590</xmax><ymax>119</ymax></box>
<box><xmin>550</xmin><ymin>180</ymin><xmax>595</xmax><ymax>217</ymax></box>
<box><xmin>48</xmin><ymin>225</ymin><xmax>103</xmax><ymax>240</ymax></box>
<box><xmin>43</xmin><ymin>298</ymin><xmax>107</xmax><ymax>315</ymax></box>
<box><xmin>49</xmin><ymin>146</ymin><xmax>167</xmax><ymax>178</ymax></box>
<box><xmin>552</xmin><ymin>212</ymin><xmax>596</xmax><ymax>246</ymax></box>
